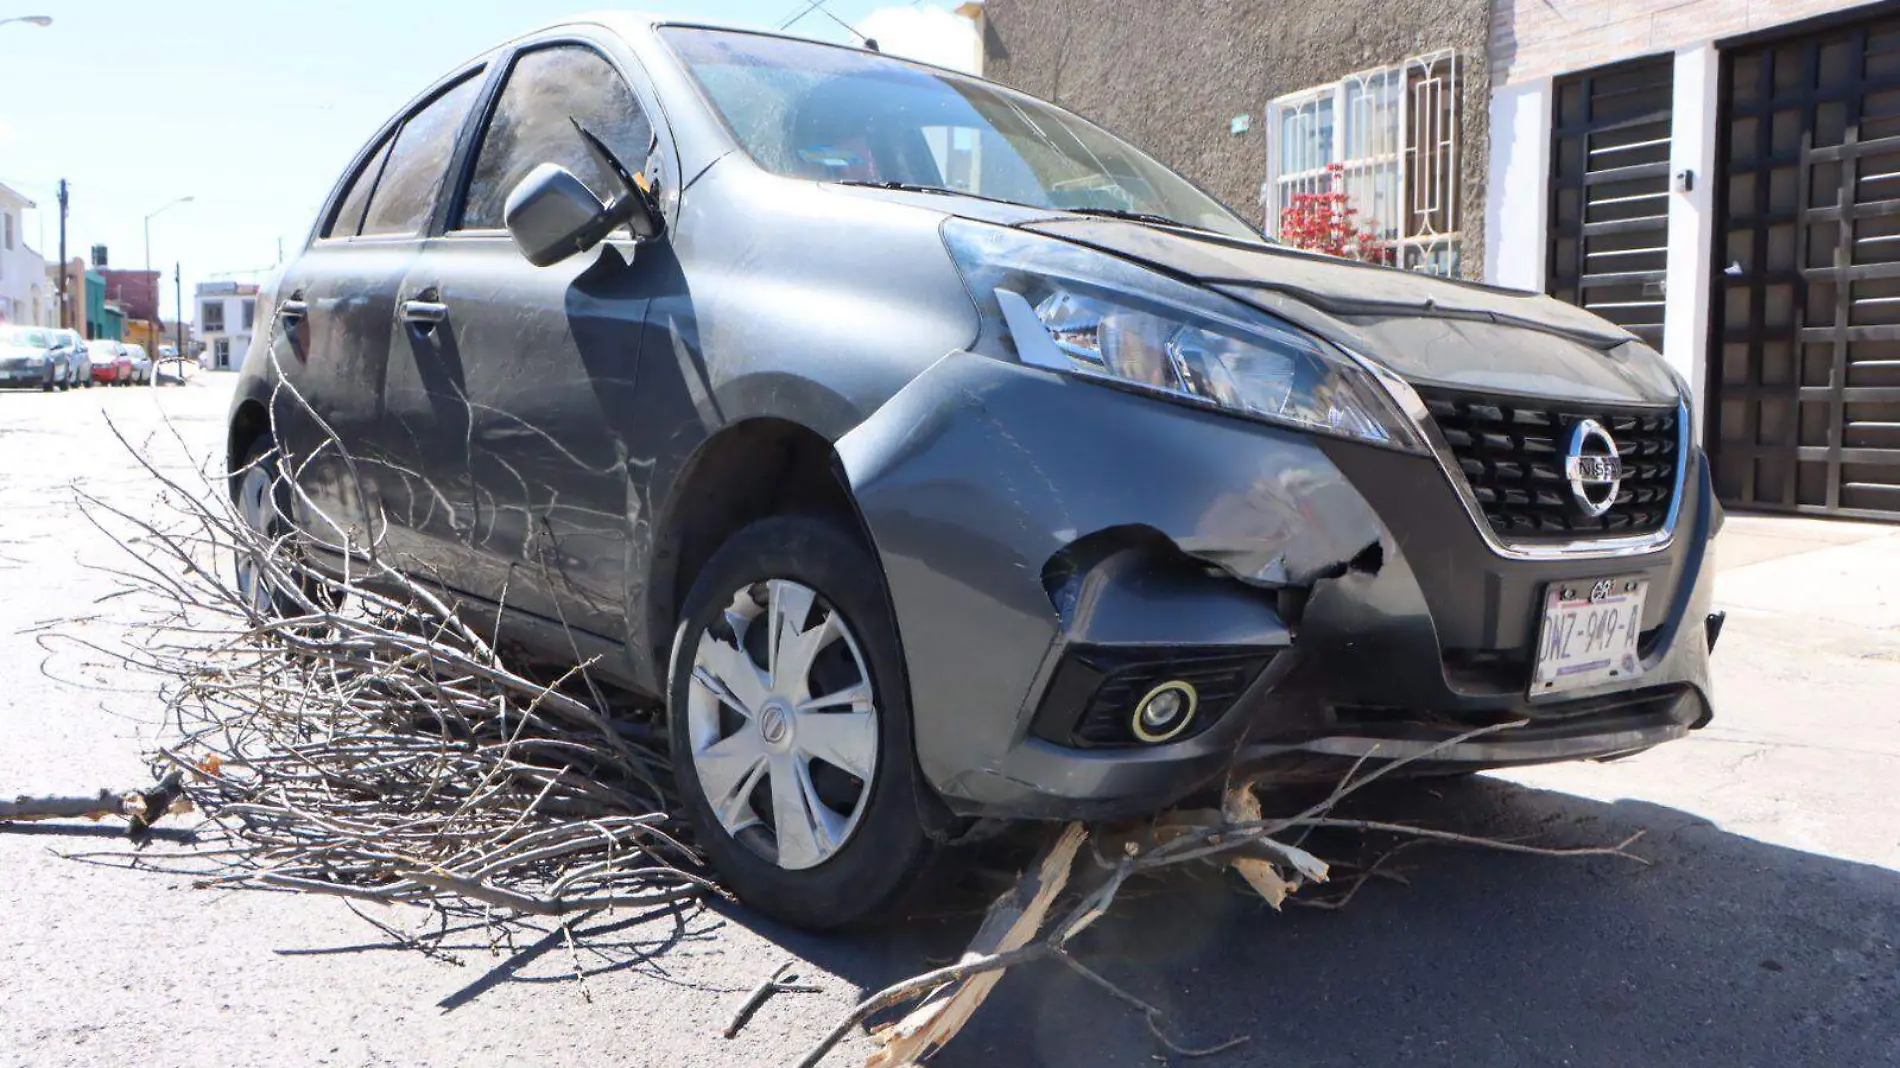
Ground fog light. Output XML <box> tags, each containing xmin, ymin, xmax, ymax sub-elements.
<box><xmin>1131</xmin><ymin>680</ymin><xmax>1199</xmax><ymax>743</ymax></box>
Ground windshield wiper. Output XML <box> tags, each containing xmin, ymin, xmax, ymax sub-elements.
<box><xmin>836</xmin><ymin>180</ymin><xmax>962</xmax><ymax>196</ymax></box>
<box><xmin>835</xmin><ymin>183</ymin><xmax>1222</xmax><ymax>236</ymax></box>
<box><xmin>834</xmin><ymin>180</ymin><xmax>1041</xmax><ymax>213</ymax></box>
<box><xmin>1062</xmin><ymin>207</ymin><xmax>1212</xmax><ymax>233</ymax></box>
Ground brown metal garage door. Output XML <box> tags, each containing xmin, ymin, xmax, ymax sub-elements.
<box><xmin>1549</xmin><ymin>56</ymin><xmax>1676</xmax><ymax>348</ymax></box>
<box><xmin>1714</xmin><ymin>14</ymin><xmax>1900</xmax><ymax>520</ymax></box>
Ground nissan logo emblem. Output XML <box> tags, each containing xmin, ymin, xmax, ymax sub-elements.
<box><xmin>1565</xmin><ymin>418</ymin><xmax>1624</xmax><ymax>518</ymax></box>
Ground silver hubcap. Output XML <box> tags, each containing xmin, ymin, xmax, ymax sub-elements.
<box><xmin>235</xmin><ymin>465</ymin><xmax>278</xmax><ymax>613</ymax></box>
<box><xmin>687</xmin><ymin>579</ymin><xmax>878</xmax><ymax>871</ymax></box>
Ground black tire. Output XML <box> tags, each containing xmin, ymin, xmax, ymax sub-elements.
<box><xmin>668</xmin><ymin>514</ymin><xmax>936</xmax><ymax>930</ymax></box>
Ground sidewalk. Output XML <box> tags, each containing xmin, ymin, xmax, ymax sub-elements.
<box><xmin>1715</xmin><ymin>512</ymin><xmax>1898</xmax><ymax>656</ymax></box>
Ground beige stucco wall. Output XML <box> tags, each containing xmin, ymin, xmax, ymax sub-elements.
<box><xmin>981</xmin><ymin>0</ymin><xmax>1494</xmax><ymax>278</ymax></box>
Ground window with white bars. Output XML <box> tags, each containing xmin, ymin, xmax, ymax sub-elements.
<box><xmin>1265</xmin><ymin>51</ymin><xmax>1462</xmax><ymax>274</ymax></box>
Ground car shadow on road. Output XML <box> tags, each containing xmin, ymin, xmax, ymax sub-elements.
<box><xmin>751</xmin><ymin>775</ymin><xmax>1900</xmax><ymax>1068</ymax></box>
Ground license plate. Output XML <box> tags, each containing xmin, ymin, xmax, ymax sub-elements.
<box><xmin>1531</xmin><ymin>577</ymin><xmax>1647</xmax><ymax>696</ymax></box>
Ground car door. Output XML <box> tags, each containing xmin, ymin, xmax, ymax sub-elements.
<box><xmin>277</xmin><ymin>67</ymin><xmax>493</xmax><ymax>571</ymax></box>
<box><xmin>384</xmin><ymin>38</ymin><xmax>665</xmax><ymax>636</ymax></box>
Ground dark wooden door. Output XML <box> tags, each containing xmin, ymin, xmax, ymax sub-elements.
<box><xmin>1714</xmin><ymin>15</ymin><xmax>1900</xmax><ymax>520</ymax></box>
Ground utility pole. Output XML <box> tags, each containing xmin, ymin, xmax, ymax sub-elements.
<box><xmin>55</xmin><ymin>179</ymin><xmax>68</xmax><ymax>330</ymax></box>
<box><xmin>174</xmin><ymin>262</ymin><xmax>184</xmax><ymax>383</ymax></box>
<box><xmin>144</xmin><ymin>196</ymin><xmax>192</xmax><ymax>382</ymax></box>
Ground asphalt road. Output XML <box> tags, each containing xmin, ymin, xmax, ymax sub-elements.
<box><xmin>1</xmin><ymin>376</ymin><xmax>1896</xmax><ymax>1068</ymax></box>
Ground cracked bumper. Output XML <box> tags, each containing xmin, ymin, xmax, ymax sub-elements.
<box><xmin>838</xmin><ymin>351</ymin><xmax>1717</xmax><ymax>821</ymax></box>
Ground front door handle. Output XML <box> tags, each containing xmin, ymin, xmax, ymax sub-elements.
<box><xmin>400</xmin><ymin>299</ymin><xmax>449</xmax><ymax>326</ymax></box>
<box><xmin>279</xmin><ymin>298</ymin><xmax>308</xmax><ymax>321</ymax></box>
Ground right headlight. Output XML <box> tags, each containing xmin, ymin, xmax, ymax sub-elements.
<box><xmin>943</xmin><ymin>218</ymin><xmax>1424</xmax><ymax>452</ymax></box>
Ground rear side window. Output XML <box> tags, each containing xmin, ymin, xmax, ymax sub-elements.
<box><xmin>324</xmin><ymin>136</ymin><xmax>394</xmax><ymax>239</ymax></box>
<box><xmin>455</xmin><ymin>45</ymin><xmax>652</xmax><ymax>231</ymax></box>
<box><xmin>360</xmin><ymin>74</ymin><xmax>485</xmax><ymax>237</ymax></box>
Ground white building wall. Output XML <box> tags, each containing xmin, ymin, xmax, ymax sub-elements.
<box><xmin>1484</xmin><ymin>77</ymin><xmax>1552</xmax><ymax>293</ymax></box>
<box><xmin>197</xmin><ymin>291</ymin><xmax>257</xmax><ymax>370</ymax></box>
<box><xmin>1662</xmin><ymin>43</ymin><xmax>1721</xmax><ymax>441</ymax></box>
<box><xmin>0</xmin><ymin>187</ymin><xmax>47</xmax><ymax>327</ymax></box>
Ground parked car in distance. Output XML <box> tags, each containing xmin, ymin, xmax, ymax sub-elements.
<box><xmin>51</xmin><ymin>329</ymin><xmax>90</xmax><ymax>388</ymax></box>
<box><xmin>230</xmin><ymin>17</ymin><xmax>1722</xmax><ymax>930</ymax></box>
<box><xmin>126</xmin><ymin>344</ymin><xmax>153</xmax><ymax>385</ymax></box>
<box><xmin>0</xmin><ymin>325</ymin><xmax>67</xmax><ymax>390</ymax></box>
<box><xmin>86</xmin><ymin>339</ymin><xmax>133</xmax><ymax>385</ymax></box>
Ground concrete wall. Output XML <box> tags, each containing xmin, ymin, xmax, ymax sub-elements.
<box><xmin>980</xmin><ymin>0</ymin><xmax>1494</xmax><ymax>277</ymax></box>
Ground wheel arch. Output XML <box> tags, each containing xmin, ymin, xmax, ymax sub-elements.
<box><xmin>227</xmin><ymin>397</ymin><xmax>272</xmax><ymax>493</ymax></box>
<box><xmin>643</xmin><ymin>416</ymin><xmax>886</xmax><ymax>685</ymax></box>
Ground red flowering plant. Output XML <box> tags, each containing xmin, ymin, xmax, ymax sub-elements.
<box><xmin>1278</xmin><ymin>162</ymin><xmax>1392</xmax><ymax>265</ymax></box>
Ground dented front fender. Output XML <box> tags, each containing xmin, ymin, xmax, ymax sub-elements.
<box><xmin>836</xmin><ymin>351</ymin><xmax>1392</xmax><ymax>811</ymax></box>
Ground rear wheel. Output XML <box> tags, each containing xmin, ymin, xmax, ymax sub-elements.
<box><xmin>668</xmin><ymin>515</ymin><xmax>936</xmax><ymax>930</ymax></box>
<box><xmin>232</xmin><ymin>434</ymin><xmax>304</xmax><ymax>617</ymax></box>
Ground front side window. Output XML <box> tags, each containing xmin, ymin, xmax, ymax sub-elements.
<box><xmin>662</xmin><ymin>27</ymin><xmax>1258</xmax><ymax>241</ymax></box>
<box><xmin>360</xmin><ymin>73</ymin><xmax>485</xmax><ymax>238</ymax></box>
<box><xmin>457</xmin><ymin>45</ymin><xmax>653</xmax><ymax>231</ymax></box>
<box><xmin>1268</xmin><ymin>52</ymin><xmax>1461</xmax><ymax>274</ymax></box>
<box><xmin>201</xmin><ymin>301</ymin><xmax>225</xmax><ymax>333</ymax></box>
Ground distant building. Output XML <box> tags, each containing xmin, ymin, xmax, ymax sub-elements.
<box><xmin>101</xmin><ymin>301</ymin><xmax>126</xmax><ymax>342</ymax></box>
<box><xmin>196</xmin><ymin>281</ymin><xmax>258</xmax><ymax>370</ymax></box>
<box><xmin>0</xmin><ymin>181</ymin><xmax>49</xmax><ymax>327</ymax></box>
<box><xmin>47</xmin><ymin>258</ymin><xmax>87</xmax><ymax>333</ymax></box>
<box><xmin>84</xmin><ymin>268</ymin><xmax>115</xmax><ymax>339</ymax></box>
<box><xmin>99</xmin><ymin>268</ymin><xmax>159</xmax><ymax>322</ymax></box>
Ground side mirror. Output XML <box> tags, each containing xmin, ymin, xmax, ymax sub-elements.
<box><xmin>505</xmin><ymin>163</ymin><xmax>617</xmax><ymax>267</ymax></box>
<box><xmin>503</xmin><ymin>119</ymin><xmax>666</xmax><ymax>268</ymax></box>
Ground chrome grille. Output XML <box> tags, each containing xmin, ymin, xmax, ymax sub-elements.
<box><xmin>1420</xmin><ymin>387</ymin><xmax>1680</xmax><ymax>538</ymax></box>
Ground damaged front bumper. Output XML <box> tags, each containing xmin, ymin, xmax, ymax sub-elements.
<box><xmin>837</xmin><ymin>351</ymin><xmax>1717</xmax><ymax>821</ymax></box>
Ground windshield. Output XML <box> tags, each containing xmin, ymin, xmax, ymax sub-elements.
<box><xmin>662</xmin><ymin>27</ymin><xmax>1260</xmax><ymax>241</ymax></box>
<box><xmin>0</xmin><ymin>326</ymin><xmax>50</xmax><ymax>348</ymax></box>
<box><xmin>87</xmin><ymin>341</ymin><xmax>119</xmax><ymax>356</ymax></box>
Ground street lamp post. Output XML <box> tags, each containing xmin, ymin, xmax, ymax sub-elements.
<box><xmin>144</xmin><ymin>195</ymin><xmax>193</xmax><ymax>386</ymax></box>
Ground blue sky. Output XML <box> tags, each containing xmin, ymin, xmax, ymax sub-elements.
<box><xmin>0</xmin><ymin>1</ymin><xmax>958</xmax><ymax>322</ymax></box>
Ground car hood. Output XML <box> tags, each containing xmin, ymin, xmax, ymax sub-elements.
<box><xmin>820</xmin><ymin>183</ymin><xmax>1684</xmax><ymax>407</ymax></box>
<box><xmin>0</xmin><ymin>344</ymin><xmax>46</xmax><ymax>359</ymax></box>
<box><xmin>1013</xmin><ymin>217</ymin><xmax>1681</xmax><ymax>407</ymax></box>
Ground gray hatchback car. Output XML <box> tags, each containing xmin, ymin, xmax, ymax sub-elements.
<box><xmin>230</xmin><ymin>16</ymin><xmax>1722</xmax><ymax>929</ymax></box>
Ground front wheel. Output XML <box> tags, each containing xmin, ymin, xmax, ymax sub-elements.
<box><xmin>668</xmin><ymin>515</ymin><xmax>936</xmax><ymax>930</ymax></box>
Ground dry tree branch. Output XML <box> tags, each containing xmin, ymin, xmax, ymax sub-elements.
<box><xmin>43</xmin><ymin>344</ymin><xmax>709</xmax><ymax>962</ymax></box>
<box><xmin>800</xmin><ymin>726</ymin><xmax>1652</xmax><ymax>1068</ymax></box>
